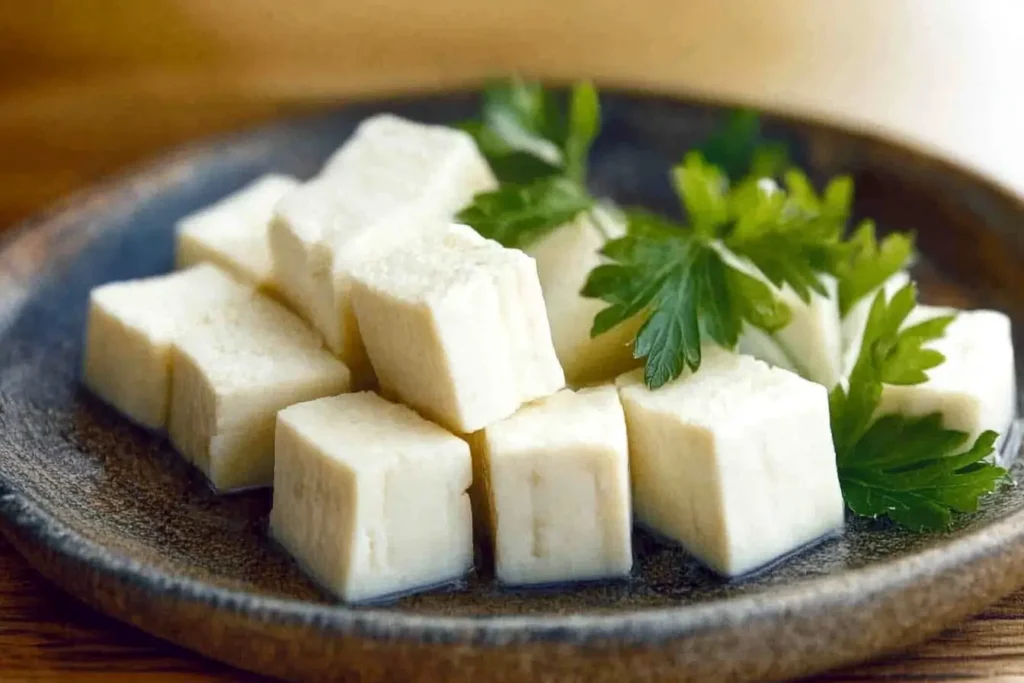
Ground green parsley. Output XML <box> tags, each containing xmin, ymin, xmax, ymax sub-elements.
<box><xmin>696</xmin><ymin>108</ymin><xmax>790</xmax><ymax>182</ymax></box>
<box><xmin>830</xmin><ymin>283</ymin><xmax>1006</xmax><ymax>530</ymax></box>
<box><xmin>724</xmin><ymin>167</ymin><xmax>851</xmax><ymax>302</ymax></box>
<box><xmin>583</xmin><ymin>152</ymin><xmax>853</xmax><ymax>388</ymax></box>
<box><xmin>458</xmin><ymin>78</ymin><xmax>601</xmax><ymax>247</ymax></box>
<box><xmin>834</xmin><ymin>220</ymin><xmax>915</xmax><ymax>316</ymax></box>
<box><xmin>455</xmin><ymin>177</ymin><xmax>594</xmax><ymax>250</ymax></box>
<box><xmin>582</xmin><ymin>208</ymin><xmax>790</xmax><ymax>388</ymax></box>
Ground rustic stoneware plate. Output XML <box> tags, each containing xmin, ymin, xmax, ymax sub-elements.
<box><xmin>1</xmin><ymin>90</ymin><xmax>1024</xmax><ymax>683</ymax></box>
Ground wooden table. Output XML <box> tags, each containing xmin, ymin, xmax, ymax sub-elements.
<box><xmin>3</xmin><ymin>1</ymin><xmax>1024</xmax><ymax>679</ymax></box>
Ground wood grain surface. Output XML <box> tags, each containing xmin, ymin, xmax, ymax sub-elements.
<box><xmin>2</xmin><ymin>1</ymin><xmax>1024</xmax><ymax>680</ymax></box>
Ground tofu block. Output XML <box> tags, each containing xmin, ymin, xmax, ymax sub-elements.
<box><xmin>176</xmin><ymin>174</ymin><xmax>300</xmax><ymax>294</ymax></box>
<box><xmin>735</xmin><ymin>325</ymin><xmax>799</xmax><ymax>374</ymax></box>
<box><xmin>476</xmin><ymin>386</ymin><xmax>632</xmax><ymax>585</ymax></box>
<box><xmin>727</xmin><ymin>246</ymin><xmax>843</xmax><ymax>388</ymax></box>
<box><xmin>526</xmin><ymin>210</ymin><xmax>642</xmax><ymax>385</ymax></box>
<box><xmin>270</xmin><ymin>114</ymin><xmax>497</xmax><ymax>385</ymax></box>
<box><xmin>616</xmin><ymin>349</ymin><xmax>845</xmax><ymax>577</ymax></box>
<box><xmin>840</xmin><ymin>271</ymin><xmax>910</xmax><ymax>377</ymax></box>
<box><xmin>878</xmin><ymin>307</ymin><xmax>1016</xmax><ymax>443</ymax></box>
<box><xmin>270</xmin><ymin>392</ymin><xmax>473</xmax><ymax>602</ymax></box>
<box><xmin>351</xmin><ymin>224</ymin><xmax>565</xmax><ymax>433</ymax></box>
<box><xmin>168</xmin><ymin>293</ymin><xmax>351</xmax><ymax>492</ymax></box>
<box><xmin>82</xmin><ymin>264</ymin><xmax>251</xmax><ymax>429</ymax></box>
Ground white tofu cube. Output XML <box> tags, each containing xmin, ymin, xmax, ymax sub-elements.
<box><xmin>168</xmin><ymin>293</ymin><xmax>351</xmax><ymax>492</ymax></box>
<box><xmin>840</xmin><ymin>271</ymin><xmax>910</xmax><ymax>377</ymax></box>
<box><xmin>82</xmin><ymin>264</ymin><xmax>251</xmax><ymax>429</ymax></box>
<box><xmin>526</xmin><ymin>210</ymin><xmax>641</xmax><ymax>385</ymax></box>
<box><xmin>175</xmin><ymin>174</ymin><xmax>299</xmax><ymax>294</ymax></box>
<box><xmin>476</xmin><ymin>386</ymin><xmax>632</xmax><ymax>585</ymax></box>
<box><xmin>269</xmin><ymin>114</ymin><xmax>497</xmax><ymax>385</ymax></box>
<box><xmin>270</xmin><ymin>392</ymin><xmax>473</xmax><ymax>603</ymax></box>
<box><xmin>735</xmin><ymin>325</ymin><xmax>799</xmax><ymax>374</ymax></box>
<box><xmin>616</xmin><ymin>349</ymin><xmax>845</xmax><ymax>577</ymax></box>
<box><xmin>726</xmin><ymin>245</ymin><xmax>842</xmax><ymax>388</ymax></box>
<box><xmin>350</xmin><ymin>224</ymin><xmax>565</xmax><ymax>434</ymax></box>
<box><xmin>879</xmin><ymin>307</ymin><xmax>1016</xmax><ymax>443</ymax></box>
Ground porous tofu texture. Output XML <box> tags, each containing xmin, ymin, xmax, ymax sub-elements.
<box><xmin>175</xmin><ymin>174</ymin><xmax>299</xmax><ymax>293</ymax></box>
<box><xmin>168</xmin><ymin>292</ymin><xmax>351</xmax><ymax>492</ymax></box>
<box><xmin>616</xmin><ymin>349</ymin><xmax>845</xmax><ymax>577</ymax></box>
<box><xmin>82</xmin><ymin>264</ymin><xmax>251</xmax><ymax>429</ymax></box>
<box><xmin>351</xmin><ymin>224</ymin><xmax>565</xmax><ymax>434</ymax></box>
<box><xmin>269</xmin><ymin>114</ymin><xmax>497</xmax><ymax>385</ymax></box>
<box><xmin>270</xmin><ymin>392</ymin><xmax>473</xmax><ymax>603</ymax></box>
<box><xmin>878</xmin><ymin>307</ymin><xmax>1016</xmax><ymax>443</ymax></box>
<box><xmin>526</xmin><ymin>211</ymin><xmax>642</xmax><ymax>386</ymax></box>
<box><xmin>477</xmin><ymin>386</ymin><xmax>633</xmax><ymax>585</ymax></box>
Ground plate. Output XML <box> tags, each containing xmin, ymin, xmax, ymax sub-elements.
<box><xmin>2</xmin><ymin>90</ymin><xmax>1024</xmax><ymax>683</ymax></box>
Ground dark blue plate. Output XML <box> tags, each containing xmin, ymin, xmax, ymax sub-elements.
<box><xmin>2</xmin><ymin>90</ymin><xmax>1024</xmax><ymax>682</ymax></box>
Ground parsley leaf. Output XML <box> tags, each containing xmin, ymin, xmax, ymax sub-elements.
<box><xmin>464</xmin><ymin>78</ymin><xmax>600</xmax><ymax>185</ymax></box>
<box><xmin>697</xmin><ymin>108</ymin><xmax>790</xmax><ymax>182</ymax></box>
<box><xmin>584</xmin><ymin>151</ymin><xmax>867</xmax><ymax>389</ymax></box>
<box><xmin>460</xmin><ymin>121</ymin><xmax>561</xmax><ymax>185</ymax></box>
<box><xmin>835</xmin><ymin>220</ymin><xmax>915</xmax><ymax>316</ymax></box>
<box><xmin>582</xmin><ymin>211</ymin><xmax>790</xmax><ymax>389</ymax></box>
<box><xmin>829</xmin><ymin>283</ymin><xmax>1006</xmax><ymax>530</ymax></box>
<box><xmin>456</xmin><ymin>177</ymin><xmax>594</xmax><ymax>249</ymax></box>
<box><xmin>459</xmin><ymin>79</ymin><xmax>601</xmax><ymax>247</ymax></box>
<box><xmin>723</xmin><ymin>170</ymin><xmax>851</xmax><ymax>302</ymax></box>
<box><xmin>672</xmin><ymin>154</ymin><xmax>850</xmax><ymax>302</ymax></box>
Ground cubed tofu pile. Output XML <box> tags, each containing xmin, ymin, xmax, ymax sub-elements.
<box><xmin>82</xmin><ymin>113</ymin><xmax>1016</xmax><ymax>603</ymax></box>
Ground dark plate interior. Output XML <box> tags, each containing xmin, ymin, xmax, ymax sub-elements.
<box><xmin>2</xmin><ymin>91</ymin><xmax>1024</xmax><ymax>682</ymax></box>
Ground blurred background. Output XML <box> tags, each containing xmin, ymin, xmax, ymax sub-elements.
<box><xmin>1</xmin><ymin>0</ymin><xmax>1022</xmax><ymax>229</ymax></box>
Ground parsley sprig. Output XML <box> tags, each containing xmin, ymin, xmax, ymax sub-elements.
<box><xmin>458</xmin><ymin>78</ymin><xmax>600</xmax><ymax>246</ymax></box>
<box><xmin>696</xmin><ymin>108</ymin><xmax>790</xmax><ymax>182</ymax></box>
<box><xmin>835</xmin><ymin>221</ymin><xmax>914</xmax><ymax>316</ymax></box>
<box><xmin>583</xmin><ymin>152</ymin><xmax>855</xmax><ymax>388</ymax></box>
<box><xmin>830</xmin><ymin>283</ymin><xmax>1006</xmax><ymax>530</ymax></box>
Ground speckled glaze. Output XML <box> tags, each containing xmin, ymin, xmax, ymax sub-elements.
<box><xmin>2</xmin><ymin>91</ymin><xmax>1024</xmax><ymax>683</ymax></box>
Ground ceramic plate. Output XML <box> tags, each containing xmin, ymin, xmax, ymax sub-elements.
<box><xmin>2</xmin><ymin>91</ymin><xmax>1024</xmax><ymax>683</ymax></box>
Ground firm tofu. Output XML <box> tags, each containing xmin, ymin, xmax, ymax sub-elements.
<box><xmin>526</xmin><ymin>210</ymin><xmax>642</xmax><ymax>385</ymax></box>
<box><xmin>175</xmin><ymin>174</ymin><xmax>300</xmax><ymax>294</ymax></box>
<box><xmin>726</xmin><ymin>245</ymin><xmax>843</xmax><ymax>388</ymax></box>
<box><xmin>878</xmin><ymin>307</ymin><xmax>1016</xmax><ymax>444</ymax></box>
<box><xmin>167</xmin><ymin>293</ymin><xmax>351</xmax><ymax>492</ymax></box>
<box><xmin>350</xmin><ymin>224</ymin><xmax>565</xmax><ymax>434</ymax></box>
<box><xmin>616</xmin><ymin>349</ymin><xmax>845</xmax><ymax>577</ymax></box>
<box><xmin>269</xmin><ymin>114</ymin><xmax>497</xmax><ymax>385</ymax></box>
<box><xmin>82</xmin><ymin>264</ymin><xmax>251</xmax><ymax>429</ymax></box>
<box><xmin>840</xmin><ymin>271</ymin><xmax>910</xmax><ymax>376</ymax></box>
<box><xmin>270</xmin><ymin>392</ymin><xmax>473</xmax><ymax>603</ymax></box>
<box><xmin>475</xmin><ymin>386</ymin><xmax>632</xmax><ymax>585</ymax></box>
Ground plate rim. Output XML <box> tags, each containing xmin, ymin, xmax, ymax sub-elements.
<box><xmin>2</xmin><ymin>86</ymin><xmax>1024</xmax><ymax>648</ymax></box>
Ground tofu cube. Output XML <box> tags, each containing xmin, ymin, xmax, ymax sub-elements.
<box><xmin>175</xmin><ymin>174</ymin><xmax>299</xmax><ymax>294</ymax></box>
<box><xmin>82</xmin><ymin>264</ymin><xmax>251</xmax><ymax>429</ymax></box>
<box><xmin>879</xmin><ymin>307</ymin><xmax>1016</xmax><ymax>444</ymax></box>
<box><xmin>728</xmin><ymin>245</ymin><xmax>843</xmax><ymax>388</ymax></box>
<box><xmin>477</xmin><ymin>386</ymin><xmax>632</xmax><ymax>585</ymax></box>
<box><xmin>168</xmin><ymin>293</ymin><xmax>351</xmax><ymax>492</ymax></box>
<box><xmin>270</xmin><ymin>392</ymin><xmax>473</xmax><ymax>602</ymax></box>
<box><xmin>616</xmin><ymin>349</ymin><xmax>845</xmax><ymax>577</ymax></box>
<box><xmin>526</xmin><ymin>210</ymin><xmax>642</xmax><ymax>385</ymax></box>
<box><xmin>351</xmin><ymin>224</ymin><xmax>565</xmax><ymax>433</ymax></box>
<box><xmin>840</xmin><ymin>271</ymin><xmax>910</xmax><ymax>377</ymax></box>
<box><xmin>270</xmin><ymin>114</ymin><xmax>496</xmax><ymax>385</ymax></box>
